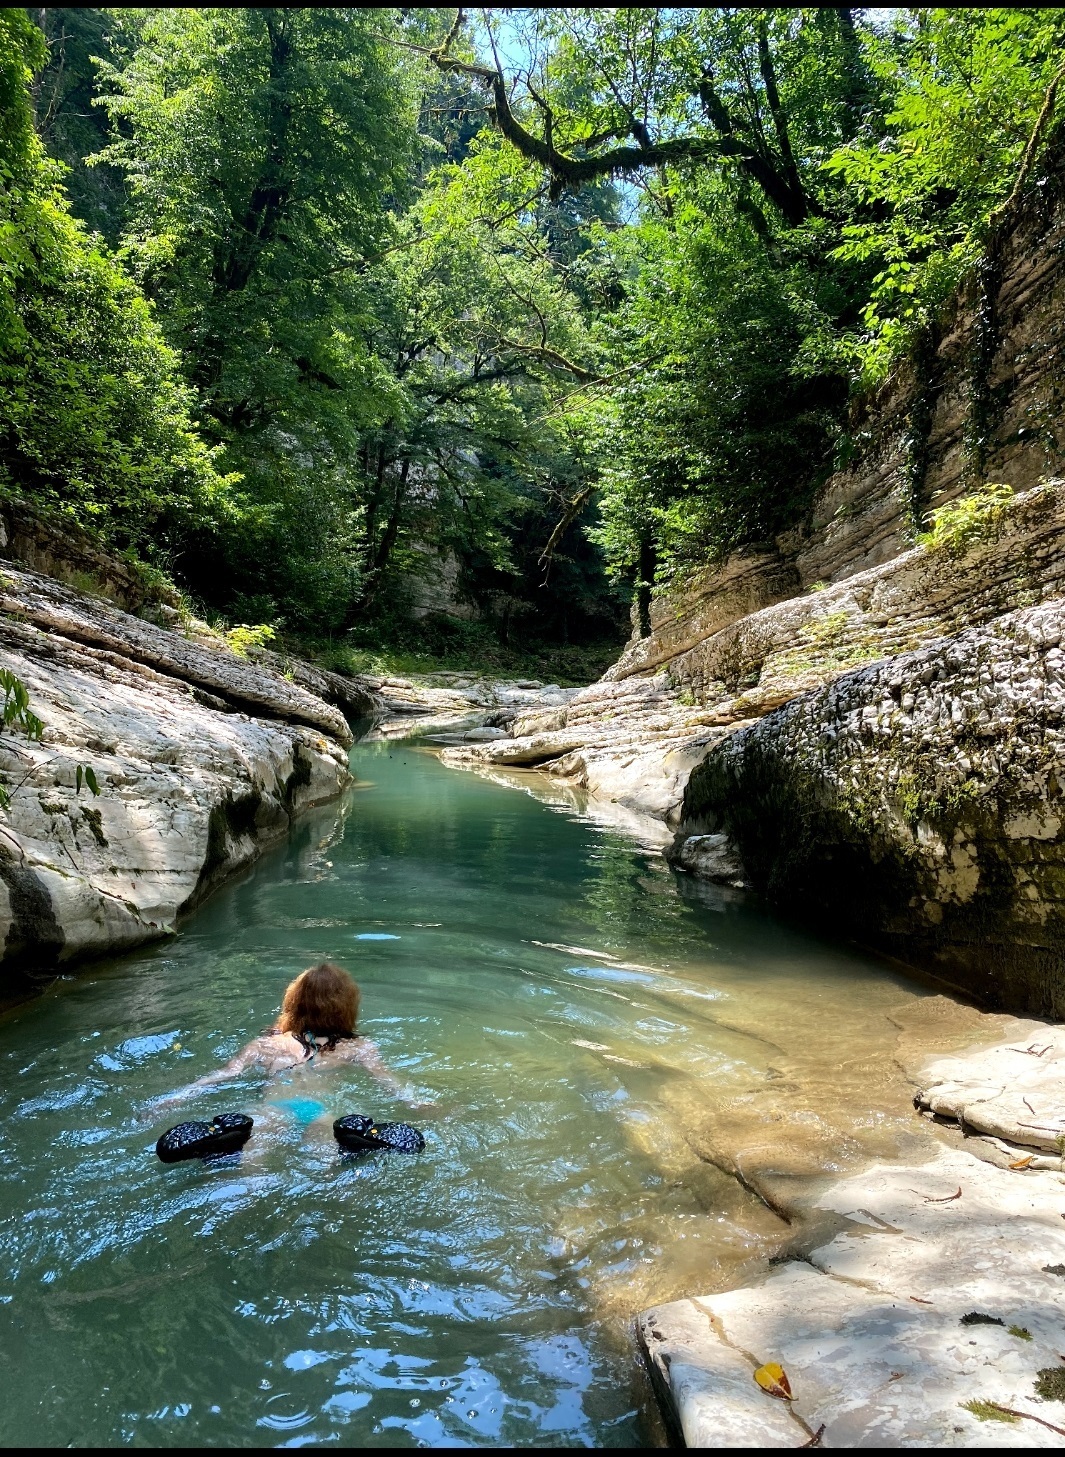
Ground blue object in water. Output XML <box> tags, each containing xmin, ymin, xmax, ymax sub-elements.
<box><xmin>271</xmin><ymin>1097</ymin><xmax>328</xmax><ymax>1127</ymax></box>
<box><xmin>354</xmin><ymin>933</ymin><xmax>400</xmax><ymax>941</ymax></box>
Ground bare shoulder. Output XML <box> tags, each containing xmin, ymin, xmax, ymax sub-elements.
<box><xmin>329</xmin><ymin>1037</ymin><xmax>381</xmax><ymax>1065</ymax></box>
<box><xmin>253</xmin><ymin>1032</ymin><xmax>305</xmax><ymax>1070</ymax></box>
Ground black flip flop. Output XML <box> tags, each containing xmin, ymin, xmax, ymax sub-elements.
<box><xmin>333</xmin><ymin>1114</ymin><xmax>425</xmax><ymax>1155</ymax></box>
<box><xmin>156</xmin><ymin>1112</ymin><xmax>254</xmax><ymax>1163</ymax></box>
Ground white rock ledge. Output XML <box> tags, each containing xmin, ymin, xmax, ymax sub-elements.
<box><xmin>0</xmin><ymin>567</ymin><xmax>367</xmax><ymax>988</ymax></box>
<box><xmin>640</xmin><ymin>1026</ymin><xmax>1065</xmax><ymax>1448</ymax></box>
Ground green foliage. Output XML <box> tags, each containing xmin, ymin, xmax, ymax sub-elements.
<box><xmin>319</xmin><ymin>631</ymin><xmax>619</xmax><ymax>689</ymax></box>
<box><xmin>7</xmin><ymin>7</ymin><xmax>1063</xmax><ymax>667</ymax></box>
<box><xmin>31</xmin><ymin>7</ymin><xmax>124</xmax><ymax>239</ymax></box>
<box><xmin>224</xmin><ymin>623</ymin><xmax>276</xmax><ymax>659</ymax></box>
<box><xmin>961</xmin><ymin>1400</ymin><xmax>1018</xmax><ymax>1425</ymax></box>
<box><xmin>917</xmin><ymin>482</ymin><xmax>1015</xmax><ymax>557</ymax></box>
<box><xmin>92</xmin><ymin>6</ymin><xmax>419</xmax><ymax>630</ymax></box>
<box><xmin>75</xmin><ymin>764</ymin><xmax>100</xmax><ymax>797</ymax></box>
<box><xmin>0</xmin><ymin>665</ymin><xmax>43</xmax><ymax>811</ymax></box>
<box><xmin>0</xmin><ymin>667</ymin><xmax>43</xmax><ymax>743</ymax></box>
<box><xmin>1035</xmin><ymin>1367</ymin><xmax>1065</xmax><ymax>1402</ymax></box>
<box><xmin>827</xmin><ymin>8</ymin><xmax>1065</xmax><ymax>382</ymax></box>
<box><xmin>0</xmin><ymin>10</ymin><xmax>233</xmax><ymax>557</ymax></box>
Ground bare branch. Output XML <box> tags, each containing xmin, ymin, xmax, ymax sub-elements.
<box><xmin>539</xmin><ymin>485</ymin><xmax>594</xmax><ymax>578</ymax></box>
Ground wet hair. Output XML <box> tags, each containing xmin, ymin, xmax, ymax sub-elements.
<box><xmin>274</xmin><ymin>962</ymin><xmax>359</xmax><ymax>1053</ymax></box>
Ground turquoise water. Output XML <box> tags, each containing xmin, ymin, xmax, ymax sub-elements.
<box><xmin>0</xmin><ymin>739</ymin><xmax>954</xmax><ymax>1447</ymax></box>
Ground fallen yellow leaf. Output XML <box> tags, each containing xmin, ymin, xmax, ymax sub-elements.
<box><xmin>754</xmin><ymin>1361</ymin><xmax>793</xmax><ymax>1400</ymax></box>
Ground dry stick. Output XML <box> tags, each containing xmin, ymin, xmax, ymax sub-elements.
<box><xmin>985</xmin><ymin>1403</ymin><xmax>1065</xmax><ymax>1439</ymax></box>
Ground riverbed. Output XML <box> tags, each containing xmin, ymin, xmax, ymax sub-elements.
<box><xmin>0</xmin><ymin>738</ymin><xmax>989</xmax><ymax>1447</ymax></box>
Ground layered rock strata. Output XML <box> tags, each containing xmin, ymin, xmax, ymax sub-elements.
<box><xmin>674</xmin><ymin>595</ymin><xmax>1065</xmax><ymax>1018</ymax></box>
<box><xmin>614</xmin><ymin>140</ymin><xmax>1065</xmax><ymax>685</ymax></box>
<box><xmin>445</xmin><ymin>484</ymin><xmax>1065</xmax><ymax>834</ymax></box>
<box><xmin>0</xmin><ymin>566</ymin><xmax>373</xmax><ymax>991</ymax></box>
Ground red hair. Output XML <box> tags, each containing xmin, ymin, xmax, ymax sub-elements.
<box><xmin>275</xmin><ymin>962</ymin><xmax>359</xmax><ymax>1047</ymax></box>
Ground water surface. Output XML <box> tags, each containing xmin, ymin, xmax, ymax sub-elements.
<box><xmin>0</xmin><ymin>740</ymin><xmax>982</xmax><ymax>1447</ymax></box>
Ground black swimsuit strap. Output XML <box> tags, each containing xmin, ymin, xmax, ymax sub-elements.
<box><xmin>299</xmin><ymin>1029</ymin><xmax>357</xmax><ymax>1056</ymax></box>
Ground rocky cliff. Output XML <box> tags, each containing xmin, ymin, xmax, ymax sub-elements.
<box><xmin>0</xmin><ymin>563</ymin><xmax>376</xmax><ymax>995</ymax></box>
<box><xmin>445</xmin><ymin>156</ymin><xmax>1065</xmax><ymax>1013</ymax></box>
<box><xmin>678</xmin><ymin>596</ymin><xmax>1065</xmax><ymax>1017</ymax></box>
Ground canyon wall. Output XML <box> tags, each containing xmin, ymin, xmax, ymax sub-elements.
<box><xmin>0</xmin><ymin>564</ymin><xmax>377</xmax><ymax>996</ymax></box>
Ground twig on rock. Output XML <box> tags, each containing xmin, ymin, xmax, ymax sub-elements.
<box><xmin>981</xmin><ymin>1403</ymin><xmax>1065</xmax><ymax>1437</ymax></box>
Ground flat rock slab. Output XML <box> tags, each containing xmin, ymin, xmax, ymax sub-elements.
<box><xmin>916</xmin><ymin>1026</ymin><xmax>1065</xmax><ymax>1154</ymax></box>
<box><xmin>641</xmin><ymin>1136</ymin><xmax>1065</xmax><ymax>1446</ymax></box>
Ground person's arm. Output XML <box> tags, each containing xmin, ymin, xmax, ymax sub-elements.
<box><xmin>354</xmin><ymin>1039</ymin><xmax>435</xmax><ymax>1110</ymax></box>
<box><xmin>148</xmin><ymin>1040</ymin><xmax>265</xmax><ymax>1115</ymax></box>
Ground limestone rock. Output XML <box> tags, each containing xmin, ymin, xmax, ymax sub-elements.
<box><xmin>673</xmin><ymin>833</ymin><xmax>747</xmax><ymax>887</ymax></box>
<box><xmin>0</xmin><ymin>568</ymin><xmax>362</xmax><ymax>990</ymax></box>
<box><xmin>0</xmin><ymin>566</ymin><xmax>353</xmax><ymax>744</ymax></box>
<box><xmin>443</xmin><ymin>486</ymin><xmax>1065</xmax><ymax>833</ymax></box>
<box><xmin>642</xmin><ymin>1142</ymin><xmax>1065</xmax><ymax>1448</ymax></box>
<box><xmin>915</xmin><ymin>1026</ymin><xmax>1065</xmax><ymax>1154</ymax></box>
<box><xmin>675</xmin><ymin>596</ymin><xmax>1065</xmax><ymax>1017</ymax></box>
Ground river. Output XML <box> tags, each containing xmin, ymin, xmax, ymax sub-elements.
<box><xmin>0</xmin><ymin>736</ymin><xmax>980</xmax><ymax>1447</ymax></box>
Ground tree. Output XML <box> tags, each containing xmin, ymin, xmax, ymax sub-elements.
<box><xmin>93</xmin><ymin>6</ymin><xmax>419</xmax><ymax>627</ymax></box>
<box><xmin>0</xmin><ymin>9</ymin><xmax>230</xmax><ymax>555</ymax></box>
<box><xmin>29</xmin><ymin>7</ymin><xmax>124</xmax><ymax>239</ymax></box>
<box><xmin>424</xmin><ymin>8</ymin><xmax>872</xmax><ymax>226</ymax></box>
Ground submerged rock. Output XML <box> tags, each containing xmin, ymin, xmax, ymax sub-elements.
<box><xmin>0</xmin><ymin>567</ymin><xmax>372</xmax><ymax>992</ymax></box>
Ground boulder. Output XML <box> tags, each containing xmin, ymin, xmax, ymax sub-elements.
<box><xmin>673</xmin><ymin>598</ymin><xmax>1065</xmax><ymax>1018</ymax></box>
<box><xmin>0</xmin><ymin>567</ymin><xmax>366</xmax><ymax>991</ymax></box>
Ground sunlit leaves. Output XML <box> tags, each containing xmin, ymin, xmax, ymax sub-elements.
<box><xmin>826</xmin><ymin>7</ymin><xmax>1065</xmax><ymax>382</ymax></box>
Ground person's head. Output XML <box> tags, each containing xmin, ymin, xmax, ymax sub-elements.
<box><xmin>276</xmin><ymin>962</ymin><xmax>360</xmax><ymax>1042</ymax></box>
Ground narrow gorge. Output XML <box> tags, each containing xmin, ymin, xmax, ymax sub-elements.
<box><xmin>447</xmin><ymin>152</ymin><xmax>1065</xmax><ymax>1020</ymax></box>
<box><xmin>5</xmin><ymin>7</ymin><xmax>1065</xmax><ymax>1451</ymax></box>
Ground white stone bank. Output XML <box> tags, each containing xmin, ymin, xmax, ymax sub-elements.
<box><xmin>639</xmin><ymin>1024</ymin><xmax>1065</xmax><ymax>1448</ymax></box>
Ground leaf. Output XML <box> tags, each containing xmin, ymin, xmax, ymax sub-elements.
<box><xmin>76</xmin><ymin>764</ymin><xmax>101</xmax><ymax>796</ymax></box>
<box><xmin>753</xmin><ymin>1362</ymin><xmax>793</xmax><ymax>1400</ymax></box>
<box><xmin>1008</xmin><ymin>1155</ymin><xmax>1034</xmax><ymax>1170</ymax></box>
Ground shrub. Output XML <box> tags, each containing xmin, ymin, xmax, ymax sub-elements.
<box><xmin>917</xmin><ymin>483</ymin><xmax>1014</xmax><ymax>558</ymax></box>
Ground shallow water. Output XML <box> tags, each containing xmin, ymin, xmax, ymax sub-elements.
<box><xmin>0</xmin><ymin>739</ymin><xmax>984</xmax><ymax>1447</ymax></box>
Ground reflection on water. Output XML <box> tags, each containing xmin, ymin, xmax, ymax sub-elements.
<box><xmin>0</xmin><ymin>740</ymin><xmax>990</xmax><ymax>1447</ymax></box>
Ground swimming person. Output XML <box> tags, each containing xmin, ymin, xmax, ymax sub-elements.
<box><xmin>152</xmin><ymin>961</ymin><xmax>428</xmax><ymax>1124</ymax></box>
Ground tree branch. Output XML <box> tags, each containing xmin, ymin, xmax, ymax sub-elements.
<box><xmin>756</xmin><ymin>19</ymin><xmax>806</xmax><ymax>217</ymax></box>
<box><xmin>539</xmin><ymin>485</ymin><xmax>594</xmax><ymax>578</ymax></box>
<box><xmin>497</xmin><ymin>338</ymin><xmax>600</xmax><ymax>382</ymax></box>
